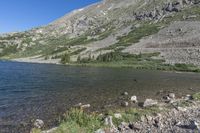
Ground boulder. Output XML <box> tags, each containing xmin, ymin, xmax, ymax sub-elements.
<box><xmin>143</xmin><ymin>99</ymin><xmax>158</xmax><ymax>107</ymax></box>
<box><xmin>34</xmin><ymin>119</ymin><xmax>44</xmax><ymax>129</ymax></box>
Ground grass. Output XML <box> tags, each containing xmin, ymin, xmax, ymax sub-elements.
<box><xmin>108</xmin><ymin>106</ymin><xmax>161</xmax><ymax>126</ymax></box>
<box><xmin>31</xmin><ymin>91</ymin><xmax>200</xmax><ymax>133</ymax></box>
<box><xmin>53</xmin><ymin>108</ymin><xmax>104</xmax><ymax>133</ymax></box>
<box><xmin>192</xmin><ymin>92</ymin><xmax>200</xmax><ymax>101</ymax></box>
<box><xmin>31</xmin><ymin>106</ymin><xmax>162</xmax><ymax>133</ymax></box>
<box><xmin>102</xmin><ymin>23</ymin><xmax>161</xmax><ymax>51</ymax></box>
<box><xmin>31</xmin><ymin>128</ymin><xmax>42</xmax><ymax>133</ymax></box>
<box><xmin>75</xmin><ymin>51</ymin><xmax>200</xmax><ymax>72</ymax></box>
<box><xmin>70</xmin><ymin>48</ymin><xmax>87</xmax><ymax>56</ymax></box>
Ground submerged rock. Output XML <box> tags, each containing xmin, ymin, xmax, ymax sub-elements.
<box><xmin>75</xmin><ymin>103</ymin><xmax>91</xmax><ymax>109</ymax></box>
<box><xmin>80</xmin><ymin>104</ymin><xmax>91</xmax><ymax>109</ymax></box>
<box><xmin>121</xmin><ymin>101</ymin><xmax>129</xmax><ymax>107</ymax></box>
<box><xmin>34</xmin><ymin>119</ymin><xmax>44</xmax><ymax>129</ymax></box>
<box><xmin>143</xmin><ymin>99</ymin><xmax>158</xmax><ymax>107</ymax></box>
<box><xmin>123</xmin><ymin>92</ymin><xmax>129</xmax><ymax>96</ymax></box>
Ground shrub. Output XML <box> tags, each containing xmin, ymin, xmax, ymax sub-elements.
<box><xmin>0</xmin><ymin>45</ymin><xmax>18</xmax><ymax>57</ymax></box>
<box><xmin>96</xmin><ymin>52</ymin><xmax>123</xmax><ymax>62</ymax></box>
<box><xmin>61</xmin><ymin>54</ymin><xmax>70</xmax><ymax>64</ymax></box>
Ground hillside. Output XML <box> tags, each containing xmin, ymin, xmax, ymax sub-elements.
<box><xmin>1</xmin><ymin>0</ymin><xmax>200</xmax><ymax>71</ymax></box>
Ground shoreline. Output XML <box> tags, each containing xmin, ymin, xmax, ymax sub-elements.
<box><xmin>0</xmin><ymin>58</ymin><xmax>198</xmax><ymax>74</ymax></box>
<box><xmin>32</xmin><ymin>92</ymin><xmax>200</xmax><ymax>133</ymax></box>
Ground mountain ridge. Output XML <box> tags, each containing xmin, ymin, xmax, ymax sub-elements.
<box><xmin>1</xmin><ymin>0</ymin><xmax>200</xmax><ymax>71</ymax></box>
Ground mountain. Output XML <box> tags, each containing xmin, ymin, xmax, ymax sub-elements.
<box><xmin>0</xmin><ymin>0</ymin><xmax>200</xmax><ymax>71</ymax></box>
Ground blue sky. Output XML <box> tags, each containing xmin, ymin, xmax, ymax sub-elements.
<box><xmin>0</xmin><ymin>0</ymin><xmax>101</xmax><ymax>33</ymax></box>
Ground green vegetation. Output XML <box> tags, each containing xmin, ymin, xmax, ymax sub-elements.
<box><xmin>108</xmin><ymin>106</ymin><xmax>161</xmax><ymax>126</ymax></box>
<box><xmin>173</xmin><ymin>64</ymin><xmax>200</xmax><ymax>72</ymax></box>
<box><xmin>55</xmin><ymin>108</ymin><xmax>104</xmax><ymax>133</ymax></box>
<box><xmin>31</xmin><ymin>128</ymin><xmax>42</xmax><ymax>133</ymax></box>
<box><xmin>0</xmin><ymin>45</ymin><xmax>18</xmax><ymax>57</ymax></box>
<box><xmin>31</xmin><ymin>106</ymin><xmax>163</xmax><ymax>133</ymax></box>
<box><xmin>74</xmin><ymin>51</ymin><xmax>200</xmax><ymax>72</ymax></box>
<box><xmin>103</xmin><ymin>24</ymin><xmax>161</xmax><ymax>51</ymax></box>
<box><xmin>192</xmin><ymin>92</ymin><xmax>200</xmax><ymax>101</ymax></box>
<box><xmin>70</xmin><ymin>48</ymin><xmax>87</xmax><ymax>55</ymax></box>
<box><xmin>60</xmin><ymin>54</ymin><xmax>70</xmax><ymax>64</ymax></box>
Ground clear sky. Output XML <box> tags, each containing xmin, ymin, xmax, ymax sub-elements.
<box><xmin>0</xmin><ymin>0</ymin><xmax>101</xmax><ymax>33</ymax></box>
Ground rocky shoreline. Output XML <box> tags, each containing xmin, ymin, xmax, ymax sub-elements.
<box><xmin>31</xmin><ymin>92</ymin><xmax>200</xmax><ymax>133</ymax></box>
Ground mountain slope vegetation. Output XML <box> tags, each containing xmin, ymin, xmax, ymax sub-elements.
<box><xmin>1</xmin><ymin>0</ymin><xmax>200</xmax><ymax>71</ymax></box>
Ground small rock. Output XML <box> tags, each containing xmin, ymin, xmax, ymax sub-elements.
<box><xmin>128</xmin><ymin>123</ymin><xmax>134</xmax><ymax>130</ymax></box>
<box><xmin>81</xmin><ymin>104</ymin><xmax>91</xmax><ymax>109</ymax></box>
<box><xmin>132</xmin><ymin>123</ymin><xmax>142</xmax><ymax>131</ymax></box>
<box><xmin>34</xmin><ymin>119</ymin><xmax>44</xmax><ymax>129</ymax></box>
<box><xmin>175</xmin><ymin>121</ymin><xmax>182</xmax><ymax>126</ymax></box>
<box><xmin>74</xmin><ymin>103</ymin><xmax>82</xmax><ymax>107</ymax></box>
<box><xmin>121</xmin><ymin>101</ymin><xmax>129</xmax><ymax>107</ymax></box>
<box><xmin>140</xmin><ymin>115</ymin><xmax>146</xmax><ymax>122</ymax></box>
<box><xmin>104</xmin><ymin>116</ymin><xmax>114</xmax><ymax>127</ymax></box>
<box><xmin>163</xmin><ymin>96</ymin><xmax>171</xmax><ymax>100</ymax></box>
<box><xmin>123</xmin><ymin>92</ymin><xmax>128</xmax><ymax>96</ymax></box>
<box><xmin>143</xmin><ymin>99</ymin><xmax>158</xmax><ymax>107</ymax></box>
<box><xmin>118</xmin><ymin>122</ymin><xmax>129</xmax><ymax>131</ymax></box>
<box><xmin>190</xmin><ymin>120</ymin><xmax>200</xmax><ymax>130</ymax></box>
<box><xmin>130</xmin><ymin>96</ymin><xmax>138</xmax><ymax>103</ymax></box>
<box><xmin>185</xmin><ymin>94</ymin><xmax>192</xmax><ymax>100</ymax></box>
<box><xmin>114</xmin><ymin>113</ymin><xmax>122</xmax><ymax>119</ymax></box>
<box><xmin>145</xmin><ymin>115</ymin><xmax>153</xmax><ymax>122</ymax></box>
<box><xmin>168</xmin><ymin>93</ymin><xmax>175</xmax><ymax>99</ymax></box>
<box><xmin>95</xmin><ymin>129</ymin><xmax>105</xmax><ymax>133</ymax></box>
<box><xmin>177</xmin><ymin>107</ymin><xmax>187</xmax><ymax>111</ymax></box>
<box><xmin>153</xmin><ymin>118</ymin><xmax>161</xmax><ymax>128</ymax></box>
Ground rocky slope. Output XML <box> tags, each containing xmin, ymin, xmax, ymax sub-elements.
<box><xmin>0</xmin><ymin>0</ymin><xmax>200</xmax><ymax>67</ymax></box>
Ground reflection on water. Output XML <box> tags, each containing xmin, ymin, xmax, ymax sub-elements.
<box><xmin>0</xmin><ymin>61</ymin><xmax>200</xmax><ymax>133</ymax></box>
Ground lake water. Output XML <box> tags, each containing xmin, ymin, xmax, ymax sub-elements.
<box><xmin>0</xmin><ymin>61</ymin><xmax>200</xmax><ymax>133</ymax></box>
